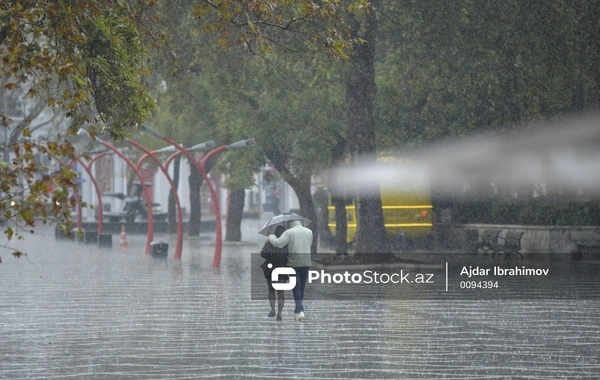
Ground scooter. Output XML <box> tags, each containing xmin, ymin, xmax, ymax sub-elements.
<box><xmin>101</xmin><ymin>182</ymin><xmax>167</xmax><ymax>223</ymax></box>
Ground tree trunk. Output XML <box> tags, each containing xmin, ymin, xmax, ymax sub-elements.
<box><xmin>288</xmin><ymin>173</ymin><xmax>319</xmax><ymax>254</ymax></box>
<box><xmin>265</xmin><ymin>148</ymin><xmax>319</xmax><ymax>253</ymax></box>
<box><xmin>225</xmin><ymin>188</ymin><xmax>245</xmax><ymax>241</ymax></box>
<box><xmin>328</xmin><ymin>132</ymin><xmax>348</xmax><ymax>255</ymax></box>
<box><xmin>332</xmin><ymin>196</ymin><xmax>348</xmax><ymax>254</ymax></box>
<box><xmin>346</xmin><ymin>0</ymin><xmax>391</xmax><ymax>260</ymax></box>
<box><xmin>188</xmin><ymin>156</ymin><xmax>218</xmax><ymax>236</ymax></box>
<box><xmin>167</xmin><ymin>156</ymin><xmax>180</xmax><ymax>234</ymax></box>
<box><xmin>188</xmin><ymin>162</ymin><xmax>203</xmax><ymax>236</ymax></box>
<box><xmin>328</xmin><ymin>166</ymin><xmax>349</xmax><ymax>255</ymax></box>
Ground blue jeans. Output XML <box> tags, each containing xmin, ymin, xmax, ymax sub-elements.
<box><xmin>292</xmin><ymin>267</ymin><xmax>309</xmax><ymax>313</ymax></box>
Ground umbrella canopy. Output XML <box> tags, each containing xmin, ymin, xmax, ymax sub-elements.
<box><xmin>258</xmin><ymin>213</ymin><xmax>312</xmax><ymax>236</ymax></box>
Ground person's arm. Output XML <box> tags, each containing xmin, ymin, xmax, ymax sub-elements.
<box><xmin>268</xmin><ymin>230</ymin><xmax>291</xmax><ymax>248</ymax></box>
<box><xmin>260</xmin><ymin>240</ymin><xmax>272</xmax><ymax>258</ymax></box>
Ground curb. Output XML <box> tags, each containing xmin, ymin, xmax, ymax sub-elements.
<box><xmin>312</xmin><ymin>260</ymin><xmax>444</xmax><ymax>271</ymax></box>
<box><xmin>222</xmin><ymin>241</ymin><xmax>259</xmax><ymax>247</ymax></box>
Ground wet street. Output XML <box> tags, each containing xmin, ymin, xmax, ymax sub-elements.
<box><xmin>1</xmin><ymin>220</ymin><xmax>599</xmax><ymax>379</ymax></box>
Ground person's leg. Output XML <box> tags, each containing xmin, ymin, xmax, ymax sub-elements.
<box><xmin>292</xmin><ymin>275</ymin><xmax>303</xmax><ymax>314</ymax></box>
<box><xmin>298</xmin><ymin>267</ymin><xmax>309</xmax><ymax>301</ymax></box>
<box><xmin>267</xmin><ymin>281</ymin><xmax>276</xmax><ymax>317</ymax></box>
<box><xmin>276</xmin><ymin>290</ymin><xmax>284</xmax><ymax>320</ymax></box>
<box><xmin>293</xmin><ymin>267</ymin><xmax>309</xmax><ymax>318</ymax></box>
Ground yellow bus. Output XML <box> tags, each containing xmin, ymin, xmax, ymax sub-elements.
<box><xmin>327</xmin><ymin>159</ymin><xmax>433</xmax><ymax>243</ymax></box>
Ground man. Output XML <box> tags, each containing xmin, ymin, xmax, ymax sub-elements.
<box><xmin>268</xmin><ymin>219</ymin><xmax>313</xmax><ymax>321</ymax></box>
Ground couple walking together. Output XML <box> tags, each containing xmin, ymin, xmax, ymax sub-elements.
<box><xmin>261</xmin><ymin>219</ymin><xmax>313</xmax><ymax>322</ymax></box>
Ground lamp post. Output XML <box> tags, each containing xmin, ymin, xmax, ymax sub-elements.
<box><xmin>87</xmin><ymin>151</ymin><xmax>112</xmax><ymax>231</ymax></box>
<box><xmin>198</xmin><ymin>139</ymin><xmax>255</xmax><ymax>267</ymax></box>
<box><xmin>69</xmin><ymin>151</ymin><xmax>109</xmax><ymax>234</ymax></box>
<box><xmin>129</xmin><ymin>139</ymin><xmax>186</xmax><ymax>259</ymax></box>
<box><xmin>40</xmin><ymin>143</ymin><xmax>108</xmax><ymax>242</ymax></box>
<box><xmin>78</xmin><ymin>129</ymin><xmax>155</xmax><ymax>254</ymax></box>
<box><xmin>163</xmin><ymin>141</ymin><xmax>215</xmax><ymax>167</ymax></box>
<box><xmin>133</xmin><ymin>141</ymin><xmax>214</xmax><ymax>260</ymax></box>
<box><xmin>140</xmin><ymin>124</ymin><xmax>254</xmax><ymax>267</ymax></box>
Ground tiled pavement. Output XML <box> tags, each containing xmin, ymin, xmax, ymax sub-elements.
<box><xmin>1</xmin><ymin>219</ymin><xmax>599</xmax><ymax>379</ymax></box>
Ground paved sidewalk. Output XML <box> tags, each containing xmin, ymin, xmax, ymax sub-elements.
<box><xmin>1</xmin><ymin>219</ymin><xmax>599</xmax><ymax>379</ymax></box>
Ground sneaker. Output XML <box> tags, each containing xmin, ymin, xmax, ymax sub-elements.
<box><xmin>276</xmin><ymin>314</ymin><xmax>282</xmax><ymax>321</ymax></box>
<box><xmin>268</xmin><ymin>310</ymin><xmax>276</xmax><ymax>318</ymax></box>
<box><xmin>296</xmin><ymin>311</ymin><xmax>305</xmax><ymax>321</ymax></box>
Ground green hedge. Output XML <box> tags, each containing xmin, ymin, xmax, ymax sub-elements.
<box><xmin>448</xmin><ymin>199</ymin><xmax>600</xmax><ymax>226</ymax></box>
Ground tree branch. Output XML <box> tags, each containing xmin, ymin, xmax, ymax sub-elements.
<box><xmin>0</xmin><ymin>25</ymin><xmax>9</xmax><ymax>46</ymax></box>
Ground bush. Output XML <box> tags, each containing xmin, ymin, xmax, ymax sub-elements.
<box><xmin>449</xmin><ymin>199</ymin><xmax>600</xmax><ymax>226</ymax></box>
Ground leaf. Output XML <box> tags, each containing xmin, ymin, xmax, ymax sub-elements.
<box><xmin>5</xmin><ymin>227</ymin><xmax>14</xmax><ymax>240</ymax></box>
<box><xmin>3</xmin><ymin>82</ymin><xmax>19</xmax><ymax>90</ymax></box>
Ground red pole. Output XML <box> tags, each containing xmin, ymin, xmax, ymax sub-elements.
<box><xmin>143</xmin><ymin>131</ymin><xmax>222</xmax><ymax>266</ymax></box>
<box><xmin>140</xmin><ymin>126</ymin><xmax>253</xmax><ymax>267</ymax></box>
<box><xmin>98</xmin><ymin>141</ymin><xmax>155</xmax><ymax>255</ymax></box>
<box><xmin>71</xmin><ymin>154</ymin><xmax>108</xmax><ymax>234</ymax></box>
<box><xmin>63</xmin><ymin>160</ymin><xmax>84</xmax><ymax>231</ymax></box>
<box><xmin>135</xmin><ymin>152</ymin><xmax>152</xmax><ymax>171</ymax></box>
<box><xmin>200</xmin><ymin>145</ymin><xmax>228</xmax><ymax>267</ymax></box>
<box><xmin>165</xmin><ymin>151</ymin><xmax>183</xmax><ymax>168</ymax></box>
<box><xmin>128</xmin><ymin>139</ymin><xmax>184</xmax><ymax>259</ymax></box>
<box><xmin>76</xmin><ymin>192</ymin><xmax>82</xmax><ymax>229</ymax></box>
<box><xmin>87</xmin><ymin>152</ymin><xmax>110</xmax><ymax>233</ymax></box>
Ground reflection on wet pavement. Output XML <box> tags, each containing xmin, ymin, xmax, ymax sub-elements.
<box><xmin>1</xmin><ymin>225</ymin><xmax>599</xmax><ymax>379</ymax></box>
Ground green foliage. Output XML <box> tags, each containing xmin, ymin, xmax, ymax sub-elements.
<box><xmin>0</xmin><ymin>0</ymin><xmax>162</xmax><ymax>136</ymax></box>
<box><xmin>449</xmin><ymin>198</ymin><xmax>600</xmax><ymax>226</ymax></box>
<box><xmin>190</xmin><ymin>0</ymin><xmax>361</xmax><ymax>60</ymax></box>
<box><xmin>151</xmin><ymin>1</ymin><xmax>349</xmax><ymax>191</ymax></box>
<box><xmin>0</xmin><ymin>138</ymin><xmax>79</xmax><ymax>258</ymax></box>
<box><xmin>0</xmin><ymin>1</ymin><xmax>164</xmax><ymax>259</ymax></box>
<box><xmin>376</xmin><ymin>0</ymin><xmax>600</xmax><ymax>148</ymax></box>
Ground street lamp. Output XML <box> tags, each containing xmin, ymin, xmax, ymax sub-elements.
<box><xmin>69</xmin><ymin>151</ymin><xmax>109</xmax><ymax>235</ymax></box>
<box><xmin>126</xmin><ymin>138</ymin><xmax>186</xmax><ymax>259</ymax></box>
<box><xmin>140</xmin><ymin>124</ymin><xmax>255</xmax><ymax>267</ymax></box>
<box><xmin>137</xmin><ymin>141</ymin><xmax>215</xmax><ymax>170</ymax></box>
<box><xmin>82</xmin><ymin>150</ymin><xmax>116</xmax><ymax>247</ymax></box>
<box><xmin>133</xmin><ymin>140</ymin><xmax>214</xmax><ymax>260</ymax></box>
<box><xmin>199</xmin><ymin>138</ymin><xmax>255</xmax><ymax>267</ymax></box>
<box><xmin>78</xmin><ymin>129</ymin><xmax>155</xmax><ymax>255</ymax></box>
<box><xmin>163</xmin><ymin>141</ymin><xmax>215</xmax><ymax>167</ymax></box>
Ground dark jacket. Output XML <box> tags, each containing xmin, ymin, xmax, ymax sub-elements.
<box><xmin>260</xmin><ymin>241</ymin><xmax>288</xmax><ymax>280</ymax></box>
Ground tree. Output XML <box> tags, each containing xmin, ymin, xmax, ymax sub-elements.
<box><xmin>151</xmin><ymin>1</ymin><xmax>357</xmax><ymax>249</ymax></box>
<box><xmin>376</xmin><ymin>0</ymin><xmax>600</xmax><ymax>145</ymax></box>
<box><xmin>1</xmin><ymin>0</ymin><xmax>160</xmax><ymax>137</ymax></box>
<box><xmin>344</xmin><ymin>0</ymin><xmax>390</xmax><ymax>259</ymax></box>
<box><xmin>327</xmin><ymin>131</ymin><xmax>349</xmax><ymax>255</ymax></box>
<box><xmin>222</xmin><ymin>149</ymin><xmax>263</xmax><ymax>241</ymax></box>
<box><xmin>206</xmin><ymin>49</ymin><xmax>346</xmax><ymax>251</ymax></box>
<box><xmin>0</xmin><ymin>81</ymin><xmax>61</xmax><ymax>160</ymax></box>
<box><xmin>185</xmin><ymin>0</ymin><xmax>378</xmax><ymax>253</ymax></box>
<box><xmin>1</xmin><ymin>1</ymin><xmax>163</xmax><ymax>259</ymax></box>
<box><xmin>167</xmin><ymin>155</ymin><xmax>181</xmax><ymax>234</ymax></box>
<box><xmin>373</xmin><ymin>0</ymin><xmax>600</xmax><ymax>227</ymax></box>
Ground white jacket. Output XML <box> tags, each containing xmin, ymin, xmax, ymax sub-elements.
<box><xmin>268</xmin><ymin>220</ymin><xmax>312</xmax><ymax>267</ymax></box>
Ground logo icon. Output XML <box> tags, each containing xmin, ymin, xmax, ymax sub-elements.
<box><xmin>270</xmin><ymin>265</ymin><xmax>296</xmax><ymax>291</ymax></box>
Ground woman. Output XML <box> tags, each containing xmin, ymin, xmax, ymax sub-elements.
<box><xmin>260</xmin><ymin>225</ymin><xmax>288</xmax><ymax>321</ymax></box>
